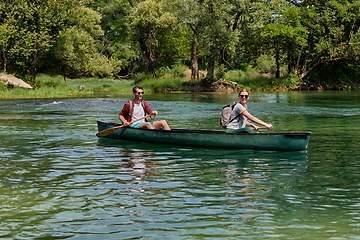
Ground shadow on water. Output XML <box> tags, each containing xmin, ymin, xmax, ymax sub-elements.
<box><xmin>97</xmin><ymin>138</ymin><xmax>309</xmax><ymax>175</ymax></box>
<box><xmin>98</xmin><ymin>137</ymin><xmax>308</xmax><ymax>157</ymax></box>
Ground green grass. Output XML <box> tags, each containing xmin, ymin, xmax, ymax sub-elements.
<box><xmin>226</xmin><ymin>72</ymin><xmax>301</xmax><ymax>91</ymax></box>
<box><xmin>0</xmin><ymin>74</ymin><xmax>134</xmax><ymax>99</ymax></box>
<box><xmin>0</xmin><ymin>69</ymin><xmax>305</xmax><ymax>99</ymax></box>
<box><xmin>135</xmin><ymin>76</ymin><xmax>185</xmax><ymax>92</ymax></box>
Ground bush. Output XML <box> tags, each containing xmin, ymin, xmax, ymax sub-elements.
<box><xmin>167</xmin><ymin>64</ymin><xmax>188</xmax><ymax>78</ymax></box>
<box><xmin>271</xmin><ymin>74</ymin><xmax>300</xmax><ymax>90</ymax></box>
<box><xmin>140</xmin><ymin>77</ymin><xmax>185</xmax><ymax>92</ymax></box>
<box><xmin>133</xmin><ymin>73</ymin><xmax>155</xmax><ymax>85</ymax></box>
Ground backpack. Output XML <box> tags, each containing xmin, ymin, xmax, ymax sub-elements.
<box><xmin>220</xmin><ymin>102</ymin><xmax>239</xmax><ymax>129</ymax></box>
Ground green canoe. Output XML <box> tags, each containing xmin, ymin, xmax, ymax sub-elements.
<box><xmin>97</xmin><ymin>121</ymin><xmax>311</xmax><ymax>151</ymax></box>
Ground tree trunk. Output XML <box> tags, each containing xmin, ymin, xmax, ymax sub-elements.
<box><xmin>190</xmin><ymin>26</ymin><xmax>199</xmax><ymax>81</ymax></box>
<box><xmin>30</xmin><ymin>51</ymin><xmax>38</xmax><ymax>79</ymax></box>
<box><xmin>139</xmin><ymin>30</ymin><xmax>156</xmax><ymax>76</ymax></box>
<box><xmin>288</xmin><ymin>55</ymin><xmax>299</xmax><ymax>75</ymax></box>
<box><xmin>62</xmin><ymin>65</ymin><xmax>67</xmax><ymax>82</ymax></box>
<box><xmin>0</xmin><ymin>51</ymin><xmax>6</xmax><ymax>71</ymax></box>
<box><xmin>203</xmin><ymin>54</ymin><xmax>215</xmax><ymax>86</ymax></box>
<box><xmin>275</xmin><ymin>49</ymin><xmax>280</xmax><ymax>78</ymax></box>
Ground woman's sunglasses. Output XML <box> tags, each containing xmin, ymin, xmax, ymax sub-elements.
<box><xmin>239</xmin><ymin>95</ymin><xmax>249</xmax><ymax>99</ymax></box>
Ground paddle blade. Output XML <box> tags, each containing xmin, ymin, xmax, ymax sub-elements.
<box><xmin>96</xmin><ymin>126</ymin><xmax>122</xmax><ymax>137</ymax></box>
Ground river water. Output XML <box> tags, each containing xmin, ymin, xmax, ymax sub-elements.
<box><xmin>1</xmin><ymin>91</ymin><xmax>360</xmax><ymax>239</ymax></box>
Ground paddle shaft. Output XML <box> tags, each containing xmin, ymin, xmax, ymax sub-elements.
<box><xmin>252</xmin><ymin>126</ymin><xmax>269</xmax><ymax>130</ymax></box>
<box><xmin>96</xmin><ymin>114</ymin><xmax>151</xmax><ymax>137</ymax></box>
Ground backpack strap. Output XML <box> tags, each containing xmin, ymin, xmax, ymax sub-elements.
<box><xmin>228</xmin><ymin>114</ymin><xmax>240</xmax><ymax>124</ymax></box>
<box><xmin>228</xmin><ymin>102</ymin><xmax>240</xmax><ymax>124</ymax></box>
<box><xmin>129</xmin><ymin>100</ymin><xmax>145</xmax><ymax>111</ymax></box>
<box><xmin>141</xmin><ymin>100</ymin><xmax>145</xmax><ymax>110</ymax></box>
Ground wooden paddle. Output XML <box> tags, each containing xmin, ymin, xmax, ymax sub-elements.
<box><xmin>252</xmin><ymin>126</ymin><xmax>269</xmax><ymax>131</ymax></box>
<box><xmin>96</xmin><ymin>114</ymin><xmax>151</xmax><ymax>137</ymax></box>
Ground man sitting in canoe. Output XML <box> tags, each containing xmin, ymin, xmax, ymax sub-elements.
<box><xmin>226</xmin><ymin>88</ymin><xmax>273</xmax><ymax>133</ymax></box>
<box><xmin>118</xmin><ymin>86</ymin><xmax>171</xmax><ymax>130</ymax></box>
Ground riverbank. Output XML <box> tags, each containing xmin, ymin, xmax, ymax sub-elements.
<box><xmin>0</xmin><ymin>73</ymin><xmax>358</xmax><ymax>99</ymax></box>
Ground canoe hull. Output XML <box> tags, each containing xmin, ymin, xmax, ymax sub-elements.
<box><xmin>97</xmin><ymin>121</ymin><xmax>311</xmax><ymax>151</ymax></box>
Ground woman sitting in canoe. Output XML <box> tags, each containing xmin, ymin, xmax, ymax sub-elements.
<box><xmin>118</xmin><ymin>86</ymin><xmax>171</xmax><ymax>130</ymax></box>
<box><xmin>226</xmin><ymin>88</ymin><xmax>273</xmax><ymax>133</ymax></box>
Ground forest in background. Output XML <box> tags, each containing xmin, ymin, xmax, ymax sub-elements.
<box><xmin>0</xmin><ymin>0</ymin><xmax>359</xmax><ymax>90</ymax></box>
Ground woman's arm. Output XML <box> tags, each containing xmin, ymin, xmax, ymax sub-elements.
<box><xmin>243</xmin><ymin>111</ymin><xmax>273</xmax><ymax>129</ymax></box>
<box><xmin>245</xmin><ymin>121</ymin><xmax>259</xmax><ymax>130</ymax></box>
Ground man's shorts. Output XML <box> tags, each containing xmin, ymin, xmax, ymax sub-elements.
<box><xmin>131</xmin><ymin>122</ymin><xmax>153</xmax><ymax>128</ymax></box>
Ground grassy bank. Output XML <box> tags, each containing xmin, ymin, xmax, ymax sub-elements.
<box><xmin>0</xmin><ymin>73</ymin><xmax>299</xmax><ymax>99</ymax></box>
<box><xmin>0</xmin><ymin>75</ymin><xmax>134</xmax><ymax>99</ymax></box>
<box><xmin>5</xmin><ymin>66</ymin><xmax>354</xmax><ymax>99</ymax></box>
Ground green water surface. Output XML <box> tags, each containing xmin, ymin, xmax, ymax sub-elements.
<box><xmin>1</xmin><ymin>91</ymin><xmax>360</xmax><ymax>239</ymax></box>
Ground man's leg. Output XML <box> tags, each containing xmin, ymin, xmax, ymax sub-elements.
<box><xmin>139</xmin><ymin>122</ymin><xmax>155</xmax><ymax>129</ymax></box>
<box><xmin>152</xmin><ymin>120</ymin><xmax>171</xmax><ymax>130</ymax></box>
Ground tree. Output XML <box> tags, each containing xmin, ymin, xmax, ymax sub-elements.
<box><xmin>174</xmin><ymin>0</ymin><xmax>205</xmax><ymax>81</ymax></box>
<box><xmin>128</xmin><ymin>0</ymin><xmax>178</xmax><ymax>76</ymax></box>
<box><xmin>260</xmin><ymin>6</ymin><xmax>308</xmax><ymax>78</ymax></box>
<box><xmin>0</xmin><ymin>0</ymin><xmax>14</xmax><ymax>72</ymax></box>
<box><xmin>175</xmin><ymin>0</ymin><xmax>241</xmax><ymax>84</ymax></box>
<box><xmin>89</xmin><ymin>0</ymin><xmax>139</xmax><ymax>78</ymax></box>
<box><xmin>261</xmin><ymin>0</ymin><xmax>360</xmax><ymax>81</ymax></box>
<box><xmin>1</xmin><ymin>0</ymin><xmax>120</xmax><ymax>80</ymax></box>
<box><xmin>298</xmin><ymin>0</ymin><xmax>360</xmax><ymax>80</ymax></box>
<box><xmin>0</xmin><ymin>0</ymin><xmax>79</xmax><ymax>78</ymax></box>
<box><xmin>51</xmin><ymin>6</ymin><xmax>121</xmax><ymax>78</ymax></box>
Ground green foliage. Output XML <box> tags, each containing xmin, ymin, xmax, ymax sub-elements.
<box><xmin>154</xmin><ymin>64</ymin><xmax>188</xmax><ymax>78</ymax></box>
<box><xmin>0</xmin><ymin>82</ymin><xmax>7</xmax><ymax>91</ymax></box>
<box><xmin>168</xmin><ymin>64</ymin><xmax>188</xmax><ymax>78</ymax></box>
<box><xmin>305</xmin><ymin>59</ymin><xmax>360</xmax><ymax>90</ymax></box>
<box><xmin>260</xmin><ymin>0</ymin><xmax>360</xmax><ymax>82</ymax></box>
<box><xmin>0</xmin><ymin>0</ymin><xmax>80</xmax><ymax>76</ymax></box>
<box><xmin>1</xmin><ymin>0</ymin><xmax>120</xmax><ymax>79</ymax></box>
<box><xmin>1</xmin><ymin>0</ymin><xmax>358</xmax><ymax>91</ymax></box>
<box><xmin>226</xmin><ymin>72</ymin><xmax>300</xmax><ymax>91</ymax></box>
<box><xmin>216</xmin><ymin>64</ymin><xmax>227</xmax><ymax>80</ymax></box>
<box><xmin>133</xmin><ymin>73</ymin><xmax>153</xmax><ymax>86</ymax></box>
<box><xmin>92</xmin><ymin>0</ymin><xmax>137</xmax><ymax>72</ymax></box>
<box><xmin>226</xmin><ymin>70</ymin><xmax>246</xmax><ymax>78</ymax></box>
<box><xmin>154</xmin><ymin>66</ymin><xmax>171</xmax><ymax>77</ymax></box>
<box><xmin>235</xmin><ymin>75</ymin><xmax>273</xmax><ymax>91</ymax></box>
<box><xmin>154</xmin><ymin>28</ymin><xmax>192</xmax><ymax>70</ymax></box>
<box><xmin>133</xmin><ymin>64</ymin><xmax>187</xmax><ymax>91</ymax></box>
<box><xmin>36</xmin><ymin>79</ymin><xmax>62</xmax><ymax>88</ymax></box>
<box><xmin>127</xmin><ymin>0</ymin><xmax>181</xmax><ymax>75</ymax></box>
<box><xmin>225</xmin><ymin>67</ymin><xmax>258</xmax><ymax>84</ymax></box>
<box><xmin>256</xmin><ymin>55</ymin><xmax>275</xmax><ymax>72</ymax></box>
<box><xmin>51</xmin><ymin>6</ymin><xmax>121</xmax><ymax>77</ymax></box>
<box><xmin>271</xmin><ymin>74</ymin><xmax>300</xmax><ymax>90</ymax></box>
<box><xmin>139</xmin><ymin>77</ymin><xmax>185</xmax><ymax>92</ymax></box>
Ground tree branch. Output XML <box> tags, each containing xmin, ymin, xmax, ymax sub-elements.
<box><xmin>301</xmin><ymin>42</ymin><xmax>360</xmax><ymax>79</ymax></box>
